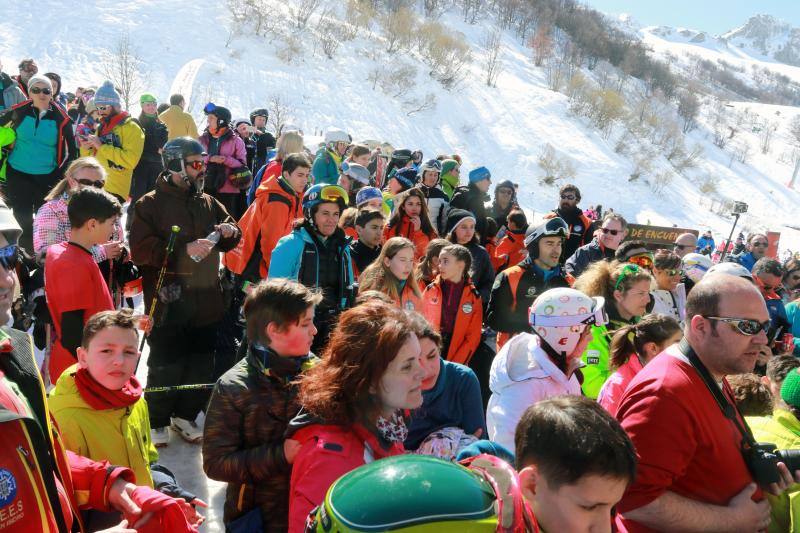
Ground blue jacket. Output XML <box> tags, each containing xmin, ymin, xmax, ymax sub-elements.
<box><xmin>730</xmin><ymin>251</ymin><xmax>757</xmax><ymax>272</ymax></box>
<box><xmin>268</xmin><ymin>225</ymin><xmax>355</xmax><ymax>311</ymax></box>
<box><xmin>311</xmin><ymin>147</ymin><xmax>340</xmax><ymax>185</ymax></box>
<box><xmin>785</xmin><ymin>302</ymin><xmax>800</xmax><ymax>355</ymax></box>
<box><xmin>0</xmin><ymin>101</ymin><xmax>76</xmax><ymax>175</ymax></box>
<box><xmin>696</xmin><ymin>236</ymin><xmax>715</xmax><ymax>254</ymax></box>
<box><xmin>405</xmin><ymin>358</ymin><xmax>487</xmax><ymax>450</ymax></box>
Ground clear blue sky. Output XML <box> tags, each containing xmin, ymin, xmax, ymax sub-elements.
<box><xmin>585</xmin><ymin>0</ymin><xmax>800</xmax><ymax>34</ymax></box>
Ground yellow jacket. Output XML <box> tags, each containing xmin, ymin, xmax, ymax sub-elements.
<box><xmin>80</xmin><ymin>114</ymin><xmax>145</xmax><ymax>199</ymax></box>
<box><xmin>49</xmin><ymin>365</ymin><xmax>158</xmax><ymax>488</ymax></box>
<box><xmin>159</xmin><ymin>105</ymin><xmax>200</xmax><ymax>140</ymax></box>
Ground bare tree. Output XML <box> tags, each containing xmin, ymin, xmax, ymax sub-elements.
<box><xmin>268</xmin><ymin>94</ymin><xmax>294</xmax><ymax>135</ymax></box>
<box><xmin>100</xmin><ymin>32</ymin><xmax>146</xmax><ymax>110</ymax></box>
<box><xmin>423</xmin><ymin>0</ymin><xmax>444</xmax><ymax>18</ymax></box>
<box><xmin>789</xmin><ymin>115</ymin><xmax>800</xmax><ymax>147</ymax></box>
<box><xmin>462</xmin><ymin>0</ymin><xmax>480</xmax><ymax>24</ymax></box>
<box><xmin>760</xmin><ymin>120</ymin><xmax>778</xmax><ymax>154</ymax></box>
<box><xmin>405</xmin><ymin>93</ymin><xmax>437</xmax><ymax>116</ymax></box>
<box><xmin>483</xmin><ymin>28</ymin><xmax>503</xmax><ymax>87</ymax></box>
<box><xmin>529</xmin><ymin>25</ymin><xmax>553</xmax><ymax>67</ymax></box>
<box><xmin>677</xmin><ymin>90</ymin><xmax>700</xmax><ymax>133</ymax></box>
<box><xmin>381</xmin><ymin>7</ymin><xmax>416</xmax><ymax>53</ymax></box>
<box><xmin>315</xmin><ymin>8</ymin><xmax>341</xmax><ymax>59</ymax></box>
<box><xmin>293</xmin><ymin>0</ymin><xmax>321</xmax><ymax>29</ymax></box>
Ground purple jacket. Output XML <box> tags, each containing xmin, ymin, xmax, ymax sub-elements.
<box><xmin>199</xmin><ymin>129</ymin><xmax>247</xmax><ymax>194</ymax></box>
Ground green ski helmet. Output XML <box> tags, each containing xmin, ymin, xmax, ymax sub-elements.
<box><xmin>306</xmin><ymin>454</ymin><xmax>538</xmax><ymax>532</ymax></box>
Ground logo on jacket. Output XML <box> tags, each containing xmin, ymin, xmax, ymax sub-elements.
<box><xmin>573</xmin><ymin>225</ymin><xmax>583</xmax><ymax>233</ymax></box>
<box><xmin>526</xmin><ymin>287</ymin><xmax>538</xmax><ymax>298</ymax></box>
<box><xmin>462</xmin><ymin>303</ymin><xmax>473</xmax><ymax>314</ymax></box>
<box><xmin>0</xmin><ymin>469</ymin><xmax>17</xmax><ymax>507</ymax></box>
<box><xmin>404</xmin><ymin>301</ymin><xmax>416</xmax><ymax>310</ymax></box>
<box><xmin>586</xmin><ymin>350</ymin><xmax>600</xmax><ymax>365</ymax></box>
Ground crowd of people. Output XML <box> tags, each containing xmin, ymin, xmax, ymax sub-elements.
<box><xmin>2</xmin><ymin>58</ymin><xmax>800</xmax><ymax>532</ymax></box>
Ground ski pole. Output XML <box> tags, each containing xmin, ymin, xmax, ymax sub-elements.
<box><xmin>144</xmin><ymin>383</ymin><xmax>216</xmax><ymax>393</ymax></box>
<box><xmin>138</xmin><ymin>225</ymin><xmax>180</xmax><ymax>354</ymax></box>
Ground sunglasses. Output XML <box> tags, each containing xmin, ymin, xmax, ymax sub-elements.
<box><xmin>96</xmin><ymin>105</ymin><xmax>110</xmax><ymax>111</ymax></box>
<box><xmin>660</xmin><ymin>268</ymin><xmax>680</xmax><ymax>277</ymax></box>
<box><xmin>705</xmin><ymin>316</ymin><xmax>770</xmax><ymax>336</ymax></box>
<box><xmin>674</xmin><ymin>244</ymin><xmax>693</xmax><ymax>250</ymax></box>
<box><xmin>77</xmin><ymin>178</ymin><xmax>105</xmax><ymax>188</ymax></box>
<box><xmin>560</xmin><ymin>194</ymin><xmax>576</xmax><ymax>200</ymax></box>
<box><xmin>752</xmin><ymin>242</ymin><xmax>769</xmax><ymax>248</ymax></box>
<box><xmin>614</xmin><ymin>263</ymin><xmax>641</xmax><ymax>291</ymax></box>
<box><xmin>601</xmin><ymin>227</ymin><xmax>621</xmax><ymax>236</ymax></box>
<box><xmin>628</xmin><ymin>254</ymin><xmax>654</xmax><ymax>270</ymax></box>
<box><xmin>30</xmin><ymin>87</ymin><xmax>51</xmax><ymax>95</ymax></box>
<box><xmin>0</xmin><ymin>244</ymin><xmax>19</xmax><ymax>271</ymax></box>
<box><xmin>187</xmin><ymin>160</ymin><xmax>206</xmax><ymax>171</ymax></box>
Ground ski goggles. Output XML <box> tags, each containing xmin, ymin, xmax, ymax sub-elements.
<box><xmin>0</xmin><ymin>244</ymin><xmax>19</xmax><ymax>271</ymax></box>
<box><xmin>186</xmin><ymin>160</ymin><xmax>206</xmax><ymax>171</ymax></box>
<box><xmin>627</xmin><ymin>253</ymin><xmax>654</xmax><ymax>270</ymax></box>
<box><xmin>530</xmin><ymin>296</ymin><xmax>608</xmax><ymax>328</ymax></box>
<box><xmin>705</xmin><ymin>316</ymin><xmax>770</xmax><ymax>336</ymax></box>
<box><xmin>317</xmin><ymin>185</ymin><xmax>349</xmax><ymax>205</ymax></box>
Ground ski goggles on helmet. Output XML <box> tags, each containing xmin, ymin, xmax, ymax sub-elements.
<box><xmin>0</xmin><ymin>244</ymin><xmax>19</xmax><ymax>271</ymax></box>
<box><xmin>628</xmin><ymin>252</ymin><xmax>654</xmax><ymax>270</ymax></box>
<box><xmin>529</xmin><ymin>296</ymin><xmax>608</xmax><ymax>328</ymax></box>
<box><xmin>319</xmin><ymin>185</ymin><xmax>348</xmax><ymax>204</ymax></box>
<box><xmin>705</xmin><ymin>316</ymin><xmax>770</xmax><ymax>336</ymax></box>
<box><xmin>186</xmin><ymin>160</ymin><xmax>206</xmax><ymax>171</ymax></box>
<box><xmin>524</xmin><ymin>217</ymin><xmax>568</xmax><ymax>247</ymax></box>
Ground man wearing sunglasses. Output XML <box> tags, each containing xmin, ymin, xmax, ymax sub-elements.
<box><xmin>130</xmin><ymin>136</ymin><xmax>241</xmax><ymax>447</ymax></box>
<box><xmin>672</xmin><ymin>232</ymin><xmax>698</xmax><ymax>259</ymax></box>
<box><xmin>543</xmin><ymin>184</ymin><xmax>593</xmax><ymax>260</ymax></box>
<box><xmin>616</xmin><ymin>275</ymin><xmax>800</xmax><ymax>532</ymax></box>
<box><xmin>79</xmin><ymin>80</ymin><xmax>145</xmax><ymax>203</ymax></box>
<box><xmin>0</xmin><ymin>74</ymin><xmax>77</xmax><ymax>252</ymax></box>
<box><xmin>0</xmin><ymin>59</ymin><xmax>25</xmax><ymax>112</ymax></box>
<box><xmin>752</xmin><ymin>258</ymin><xmax>791</xmax><ymax>341</ymax></box>
<box><xmin>565</xmin><ymin>212</ymin><xmax>627</xmax><ymax>278</ymax></box>
<box><xmin>13</xmin><ymin>58</ymin><xmax>37</xmax><ymax>98</ymax></box>
<box><xmin>730</xmin><ymin>233</ymin><xmax>770</xmax><ymax>273</ymax></box>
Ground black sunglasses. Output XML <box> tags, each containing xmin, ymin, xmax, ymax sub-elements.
<box><xmin>601</xmin><ymin>227</ymin><xmax>620</xmax><ymax>236</ymax></box>
<box><xmin>0</xmin><ymin>244</ymin><xmax>19</xmax><ymax>271</ymax></box>
<box><xmin>30</xmin><ymin>87</ymin><xmax>51</xmax><ymax>95</ymax></box>
<box><xmin>705</xmin><ymin>316</ymin><xmax>770</xmax><ymax>336</ymax></box>
<box><xmin>78</xmin><ymin>178</ymin><xmax>105</xmax><ymax>188</ymax></box>
<box><xmin>560</xmin><ymin>194</ymin><xmax>576</xmax><ymax>200</ymax></box>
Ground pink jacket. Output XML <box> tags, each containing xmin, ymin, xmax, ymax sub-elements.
<box><xmin>199</xmin><ymin>129</ymin><xmax>247</xmax><ymax>194</ymax></box>
<box><xmin>597</xmin><ymin>355</ymin><xmax>643</xmax><ymax>416</ymax></box>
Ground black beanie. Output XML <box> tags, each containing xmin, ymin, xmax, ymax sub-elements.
<box><xmin>445</xmin><ymin>208</ymin><xmax>477</xmax><ymax>236</ymax></box>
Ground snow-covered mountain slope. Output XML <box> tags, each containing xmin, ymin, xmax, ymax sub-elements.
<box><xmin>721</xmin><ymin>14</ymin><xmax>800</xmax><ymax>67</ymax></box>
<box><xmin>3</xmin><ymin>1</ymin><xmax>800</xmax><ymax>249</ymax></box>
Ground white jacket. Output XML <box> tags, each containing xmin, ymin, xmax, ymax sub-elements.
<box><xmin>651</xmin><ymin>283</ymin><xmax>686</xmax><ymax>326</ymax></box>
<box><xmin>486</xmin><ymin>333</ymin><xmax>582</xmax><ymax>451</ymax></box>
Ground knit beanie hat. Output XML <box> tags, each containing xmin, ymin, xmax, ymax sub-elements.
<box><xmin>469</xmin><ymin>166</ymin><xmax>491</xmax><ymax>184</ymax></box>
<box><xmin>27</xmin><ymin>74</ymin><xmax>52</xmax><ymax>91</ymax></box>
<box><xmin>441</xmin><ymin>159</ymin><xmax>459</xmax><ymax>176</ymax></box>
<box><xmin>393</xmin><ymin>167</ymin><xmax>417</xmax><ymax>191</ymax></box>
<box><xmin>356</xmin><ymin>186</ymin><xmax>383</xmax><ymax>207</ymax></box>
<box><xmin>94</xmin><ymin>81</ymin><xmax>121</xmax><ymax>107</ymax></box>
<box><xmin>445</xmin><ymin>208</ymin><xmax>476</xmax><ymax>236</ymax></box>
<box><xmin>781</xmin><ymin>369</ymin><xmax>800</xmax><ymax>408</ymax></box>
<box><xmin>139</xmin><ymin>93</ymin><xmax>157</xmax><ymax>105</ymax></box>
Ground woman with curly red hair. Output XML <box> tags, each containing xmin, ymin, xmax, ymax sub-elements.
<box><xmin>286</xmin><ymin>301</ymin><xmax>424</xmax><ymax>532</ymax></box>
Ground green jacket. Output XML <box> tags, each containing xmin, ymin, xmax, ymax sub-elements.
<box><xmin>580</xmin><ymin>314</ymin><xmax>638</xmax><ymax>399</ymax></box>
<box><xmin>441</xmin><ymin>170</ymin><xmax>459</xmax><ymax>199</ymax></box>
<box><xmin>49</xmin><ymin>365</ymin><xmax>158</xmax><ymax>488</ymax></box>
<box><xmin>0</xmin><ymin>125</ymin><xmax>15</xmax><ymax>180</ymax></box>
<box><xmin>748</xmin><ymin>409</ymin><xmax>800</xmax><ymax>533</ymax></box>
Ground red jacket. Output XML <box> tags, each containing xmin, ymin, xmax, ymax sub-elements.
<box><xmin>288</xmin><ymin>423</ymin><xmax>405</xmax><ymax>533</ymax></box>
<box><xmin>383</xmin><ymin>215</ymin><xmax>434</xmax><ymax>260</ymax></box>
<box><xmin>422</xmin><ymin>277</ymin><xmax>483</xmax><ymax>365</ymax></box>
<box><xmin>492</xmin><ymin>230</ymin><xmax>527</xmax><ymax>272</ymax></box>
<box><xmin>223</xmin><ymin>177</ymin><xmax>302</xmax><ymax>279</ymax></box>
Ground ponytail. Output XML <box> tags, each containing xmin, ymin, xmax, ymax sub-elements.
<box><xmin>609</xmin><ymin>314</ymin><xmax>682</xmax><ymax>370</ymax></box>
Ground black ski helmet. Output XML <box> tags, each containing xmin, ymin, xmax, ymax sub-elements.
<box><xmin>524</xmin><ymin>217</ymin><xmax>569</xmax><ymax>259</ymax></box>
<box><xmin>249</xmin><ymin>108</ymin><xmax>269</xmax><ymax>124</ymax></box>
<box><xmin>162</xmin><ymin>137</ymin><xmax>206</xmax><ymax>173</ymax></box>
<box><xmin>206</xmin><ymin>105</ymin><xmax>232</xmax><ymax>129</ymax></box>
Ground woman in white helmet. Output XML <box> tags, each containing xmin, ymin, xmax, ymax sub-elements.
<box><xmin>312</xmin><ymin>128</ymin><xmax>350</xmax><ymax>185</ymax></box>
<box><xmin>486</xmin><ymin>287</ymin><xmax>607</xmax><ymax>450</ymax></box>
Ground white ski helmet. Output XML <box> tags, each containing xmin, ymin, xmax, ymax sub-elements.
<box><xmin>529</xmin><ymin>287</ymin><xmax>608</xmax><ymax>355</ymax></box>
<box><xmin>706</xmin><ymin>262</ymin><xmax>754</xmax><ymax>281</ymax></box>
<box><xmin>681</xmin><ymin>253</ymin><xmax>712</xmax><ymax>283</ymax></box>
<box><xmin>325</xmin><ymin>128</ymin><xmax>350</xmax><ymax>146</ymax></box>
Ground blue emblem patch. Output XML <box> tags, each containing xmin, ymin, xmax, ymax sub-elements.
<box><xmin>0</xmin><ymin>469</ymin><xmax>17</xmax><ymax>508</ymax></box>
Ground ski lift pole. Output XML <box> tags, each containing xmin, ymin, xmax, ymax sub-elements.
<box><xmin>137</xmin><ymin>226</ymin><xmax>180</xmax><ymax>356</ymax></box>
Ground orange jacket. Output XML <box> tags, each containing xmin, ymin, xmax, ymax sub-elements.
<box><xmin>383</xmin><ymin>215</ymin><xmax>434</xmax><ymax>260</ymax></box>
<box><xmin>223</xmin><ymin>177</ymin><xmax>301</xmax><ymax>279</ymax></box>
<box><xmin>422</xmin><ymin>277</ymin><xmax>483</xmax><ymax>365</ymax></box>
<box><xmin>492</xmin><ymin>230</ymin><xmax>527</xmax><ymax>272</ymax></box>
<box><xmin>396</xmin><ymin>280</ymin><xmax>423</xmax><ymax>312</ymax></box>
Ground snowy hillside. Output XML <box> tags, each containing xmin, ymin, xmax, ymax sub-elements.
<box><xmin>3</xmin><ymin>0</ymin><xmax>800</xmax><ymax>249</ymax></box>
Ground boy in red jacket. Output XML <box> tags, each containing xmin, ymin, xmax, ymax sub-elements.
<box><xmin>45</xmin><ymin>187</ymin><xmax>120</xmax><ymax>383</ymax></box>
<box><xmin>492</xmin><ymin>208</ymin><xmax>528</xmax><ymax>272</ymax></box>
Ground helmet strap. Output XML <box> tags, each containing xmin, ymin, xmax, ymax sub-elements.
<box><xmin>533</xmin><ymin>329</ymin><xmax>569</xmax><ymax>375</ymax></box>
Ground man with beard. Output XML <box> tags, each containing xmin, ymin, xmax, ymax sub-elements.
<box><xmin>487</xmin><ymin>218</ymin><xmax>571</xmax><ymax>351</ymax></box>
<box><xmin>544</xmin><ymin>184</ymin><xmax>593</xmax><ymax>261</ymax></box>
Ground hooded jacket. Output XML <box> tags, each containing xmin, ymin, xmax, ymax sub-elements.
<box><xmin>80</xmin><ymin>112</ymin><xmax>145</xmax><ymax>198</ymax></box>
<box><xmin>203</xmin><ymin>344</ymin><xmax>317</xmax><ymax>530</ymax></box>
<box><xmin>486</xmin><ymin>333</ymin><xmax>582</xmax><ymax>450</ymax></box>
<box><xmin>130</xmin><ymin>174</ymin><xmax>241</xmax><ymax>327</ymax></box>
<box><xmin>0</xmin><ymin>100</ymin><xmax>76</xmax><ymax>175</ymax></box>
<box><xmin>223</xmin><ymin>176</ymin><xmax>302</xmax><ymax>280</ymax></box>
<box><xmin>311</xmin><ymin>146</ymin><xmax>341</xmax><ymax>185</ymax></box>
<box><xmin>48</xmin><ymin>365</ymin><xmax>158</xmax><ymax>489</ymax></box>
<box><xmin>422</xmin><ymin>276</ymin><xmax>483</xmax><ymax>365</ymax></box>
<box><xmin>0</xmin><ymin>71</ymin><xmax>25</xmax><ymax>111</ymax></box>
<box><xmin>286</xmin><ymin>413</ymin><xmax>405</xmax><ymax>533</ymax></box>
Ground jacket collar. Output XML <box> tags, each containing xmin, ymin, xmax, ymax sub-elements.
<box><xmin>247</xmin><ymin>342</ymin><xmax>314</xmax><ymax>384</ymax></box>
<box><xmin>530</xmin><ymin>336</ymin><xmax>583</xmax><ymax>383</ymax></box>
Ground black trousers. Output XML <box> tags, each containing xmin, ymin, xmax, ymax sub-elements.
<box><xmin>145</xmin><ymin>322</ymin><xmax>217</xmax><ymax>428</ymax></box>
<box><xmin>6</xmin><ymin>165</ymin><xmax>59</xmax><ymax>253</ymax></box>
<box><xmin>216</xmin><ymin>191</ymin><xmax>246</xmax><ymax>221</ymax></box>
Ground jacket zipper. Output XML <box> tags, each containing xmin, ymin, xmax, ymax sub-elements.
<box><xmin>17</xmin><ymin>445</ymin><xmax>50</xmax><ymax>530</ymax></box>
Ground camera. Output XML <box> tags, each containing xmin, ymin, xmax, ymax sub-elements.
<box><xmin>732</xmin><ymin>201</ymin><xmax>748</xmax><ymax>215</ymax></box>
<box><xmin>744</xmin><ymin>443</ymin><xmax>800</xmax><ymax>486</ymax></box>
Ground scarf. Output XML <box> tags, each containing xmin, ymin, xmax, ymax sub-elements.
<box><xmin>75</xmin><ymin>367</ymin><xmax>142</xmax><ymax>410</ymax></box>
<box><xmin>98</xmin><ymin>111</ymin><xmax>130</xmax><ymax>136</ymax></box>
<box><xmin>375</xmin><ymin>412</ymin><xmax>408</xmax><ymax>444</ymax></box>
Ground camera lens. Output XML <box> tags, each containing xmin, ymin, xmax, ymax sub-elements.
<box><xmin>776</xmin><ymin>449</ymin><xmax>800</xmax><ymax>472</ymax></box>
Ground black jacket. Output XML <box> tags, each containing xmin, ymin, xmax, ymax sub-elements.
<box><xmin>253</xmin><ymin>131</ymin><xmax>276</xmax><ymax>173</ymax></box>
<box><xmin>466</xmin><ymin>241</ymin><xmax>495</xmax><ymax>305</ymax></box>
<box><xmin>565</xmin><ymin>239</ymin><xmax>615</xmax><ymax>278</ymax></box>
<box><xmin>134</xmin><ymin>114</ymin><xmax>168</xmax><ymax>164</ymax></box>
<box><xmin>349</xmin><ymin>239</ymin><xmax>380</xmax><ymax>277</ymax></box>
<box><xmin>450</xmin><ymin>184</ymin><xmax>489</xmax><ymax>237</ymax></box>
<box><xmin>486</xmin><ymin>259</ymin><xmax>570</xmax><ymax>334</ymax></box>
